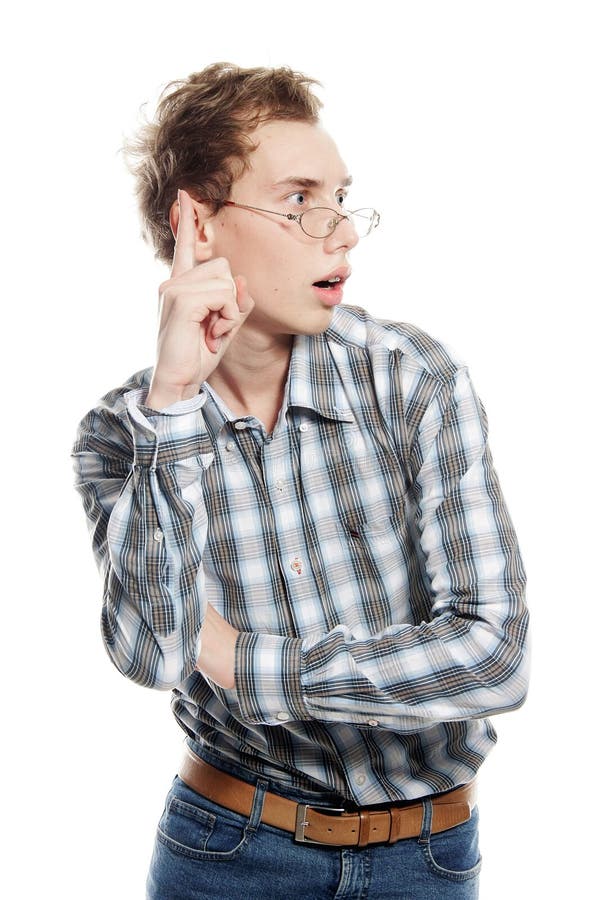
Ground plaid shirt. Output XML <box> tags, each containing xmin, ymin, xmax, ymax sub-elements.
<box><xmin>73</xmin><ymin>305</ymin><xmax>529</xmax><ymax>804</ymax></box>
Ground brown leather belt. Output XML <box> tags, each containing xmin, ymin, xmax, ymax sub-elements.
<box><xmin>179</xmin><ymin>748</ymin><xmax>476</xmax><ymax>848</ymax></box>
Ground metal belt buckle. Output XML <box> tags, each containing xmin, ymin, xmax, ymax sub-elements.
<box><xmin>294</xmin><ymin>803</ymin><xmax>347</xmax><ymax>844</ymax></box>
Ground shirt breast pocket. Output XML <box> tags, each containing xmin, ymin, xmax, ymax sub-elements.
<box><xmin>340</xmin><ymin>507</ymin><xmax>415</xmax><ymax>630</ymax></box>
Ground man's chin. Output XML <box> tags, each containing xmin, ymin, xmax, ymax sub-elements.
<box><xmin>294</xmin><ymin>305</ymin><xmax>339</xmax><ymax>336</ymax></box>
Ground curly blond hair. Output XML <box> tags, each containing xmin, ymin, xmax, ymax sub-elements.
<box><xmin>125</xmin><ymin>62</ymin><xmax>322</xmax><ymax>265</ymax></box>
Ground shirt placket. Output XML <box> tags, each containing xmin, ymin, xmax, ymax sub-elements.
<box><xmin>259</xmin><ymin>414</ymin><xmax>332</xmax><ymax>638</ymax></box>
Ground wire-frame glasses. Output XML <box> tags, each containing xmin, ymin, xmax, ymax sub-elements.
<box><xmin>223</xmin><ymin>200</ymin><xmax>380</xmax><ymax>239</ymax></box>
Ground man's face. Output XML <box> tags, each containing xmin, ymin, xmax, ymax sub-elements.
<box><xmin>209</xmin><ymin>120</ymin><xmax>359</xmax><ymax>338</ymax></box>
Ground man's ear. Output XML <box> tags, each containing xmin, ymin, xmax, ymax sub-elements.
<box><xmin>168</xmin><ymin>196</ymin><xmax>217</xmax><ymax>264</ymax></box>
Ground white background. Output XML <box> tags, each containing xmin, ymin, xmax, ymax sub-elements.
<box><xmin>2</xmin><ymin>1</ymin><xmax>598</xmax><ymax>897</ymax></box>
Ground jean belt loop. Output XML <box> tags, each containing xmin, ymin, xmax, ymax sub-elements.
<box><xmin>418</xmin><ymin>797</ymin><xmax>433</xmax><ymax>844</ymax></box>
<box><xmin>247</xmin><ymin>778</ymin><xmax>269</xmax><ymax>835</ymax></box>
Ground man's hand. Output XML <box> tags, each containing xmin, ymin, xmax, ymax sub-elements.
<box><xmin>196</xmin><ymin>603</ymin><xmax>239</xmax><ymax>690</ymax></box>
<box><xmin>147</xmin><ymin>189</ymin><xmax>254</xmax><ymax>410</ymax></box>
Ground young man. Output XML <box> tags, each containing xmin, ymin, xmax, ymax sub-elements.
<box><xmin>73</xmin><ymin>63</ymin><xmax>529</xmax><ymax>899</ymax></box>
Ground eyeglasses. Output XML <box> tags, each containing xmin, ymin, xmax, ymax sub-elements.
<box><xmin>222</xmin><ymin>200</ymin><xmax>380</xmax><ymax>240</ymax></box>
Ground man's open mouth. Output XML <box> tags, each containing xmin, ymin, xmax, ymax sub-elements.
<box><xmin>312</xmin><ymin>276</ymin><xmax>342</xmax><ymax>289</ymax></box>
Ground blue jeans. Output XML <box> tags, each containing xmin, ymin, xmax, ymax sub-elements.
<box><xmin>147</xmin><ymin>763</ymin><xmax>481</xmax><ymax>899</ymax></box>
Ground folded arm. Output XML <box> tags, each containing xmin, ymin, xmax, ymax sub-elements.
<box><xmin>234</xmin><ymin>367</ymin><xmax>529</xmax><ymax>732</ymax></box>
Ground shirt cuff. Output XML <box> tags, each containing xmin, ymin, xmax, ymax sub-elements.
<box><xmin>235</xmin><ymin>631</ymin><xmax>309</xmax><ymax>724</ymax></box>
<box><xmin>124</xmin><ymin>387</ymin><xmax>213</xmax><ymax>468</ymax></box>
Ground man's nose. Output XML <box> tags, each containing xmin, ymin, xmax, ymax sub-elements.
<box><xmin>324</xmin><ymin>215</ymin><xmax>359</xmax><ymax>252</ymax></box>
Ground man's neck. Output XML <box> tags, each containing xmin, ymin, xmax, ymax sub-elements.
<box><xmin>207</xmin><ymin>327</ymin><xmax>294</xmax><ymax>433</ymax></box>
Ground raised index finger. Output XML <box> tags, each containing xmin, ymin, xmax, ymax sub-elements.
<box><xmin>171</xmin><ymin>189</ymin><xmax>197</xmax><ymax>277</ymax></box>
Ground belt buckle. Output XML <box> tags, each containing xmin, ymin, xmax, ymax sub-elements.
<box><xmin>294</xmin><ymin>803</ymin><xmax>346</xmax><ymax>845</ymax></box>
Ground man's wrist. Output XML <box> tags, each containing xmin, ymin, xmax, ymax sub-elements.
<box><xmin>146</xmin><ymin>380</ymin><xmax>202</xmax><ymax>411</ymax></box>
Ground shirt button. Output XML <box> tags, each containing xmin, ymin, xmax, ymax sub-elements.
<box><xmin>290</xmin><ymin>557</ymin><xmax>303</xmax><ymax>575</ymax></box>
<box><xmin>367</xmin><ymin>719</ymin><xmax>379</xmax><ymax>727</ymax></box>
<box><xmin>356</xmin><ymin>774</ymin><xmax>366</xmax><ymax>786</ymax></box>
<box><xmin>225</xmin><ymin>441</ymin><xmax>235</xmax><ymax>451</ymax></box>
<box><xmin>234</xmin><ymin>421</ymin><xmax>247</xmax><ymax>431</ymax></box>
<box><xmin>298</xmin><ymin>423</ymin><xmax>309</xmax><ymax>433</ymax></box>
<box><xmin>153</xmin><ymin>529</ymin><xmax>164</xmax><ymax>542</ymax></box>
<box><xmin>275</xmin><ymin>479</ymin><xmax>285</xmax><ymax>492</ymax></box>
<box><xmin>276</xmin><ymin>711</ymin><xmax>290</xmax><ymax>722</ymax></box>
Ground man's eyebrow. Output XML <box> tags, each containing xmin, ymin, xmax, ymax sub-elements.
<box><xmin>270</xmin><ymin>175</ymin><xmax>353</xmax><ymax>191</ymax></box>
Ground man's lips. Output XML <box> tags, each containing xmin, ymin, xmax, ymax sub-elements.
<box><xmin>311</xmin><ymin>266</ymin><xmax>352</xmax><ymax>289</ymax></box>
<box><xmin>311</xmin><ymin>267</ymin><xmax>350</xmax><ymax>306</ymax></box>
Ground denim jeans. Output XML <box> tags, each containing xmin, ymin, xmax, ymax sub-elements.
<box><xmin>146</xmin><ymin>761</ymin><xmax>481</xmax><ymax>899</ymax></box>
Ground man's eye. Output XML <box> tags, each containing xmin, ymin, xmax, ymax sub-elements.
<box><xmin>336</xmin><ymin>194</ymin><xmax>346</xmax><ymax>207</ymax></box>
<box><xmin>288</xmin><ymin>192</ymin><xmax>306</xmax><ymax>205</ymax></box>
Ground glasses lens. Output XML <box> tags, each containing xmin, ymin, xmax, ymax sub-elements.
<box><xmin>347</xmin><ymin>208</ymin><xmax>380</xmax><ymax>238</ymax></box>
<box><xmin>300</xmin><ymin>207</ymin><xmax>343</xmax><ymax>238</ymax></box>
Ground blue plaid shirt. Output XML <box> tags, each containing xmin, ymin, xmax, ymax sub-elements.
<box><xmin>73</xmin><ymin>306</ymin><xmax>529</xmax><ymax>804</ymax></box>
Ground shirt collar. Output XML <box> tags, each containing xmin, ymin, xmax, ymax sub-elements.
<box><xmin>201</xmin><ymin>383</ymin><xmax>237</xmax><ymax>442</ymax></box>
<box><xmin>287</xmin><ymin>332</ymin><xmax>355</xmax><ymax>423</ymax></box>
<box><xmin>201</xmin><ymin>330</ymin><xmax>356</xmax><ymax>438</ymax></box>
